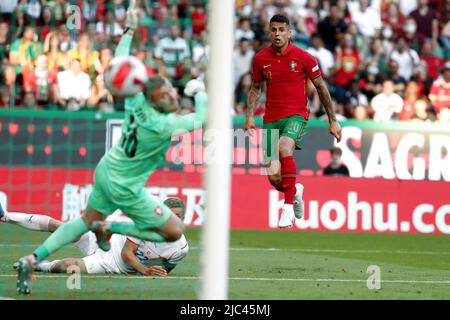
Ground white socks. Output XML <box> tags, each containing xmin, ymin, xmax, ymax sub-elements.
<box><xmin>36</xmin><ymin>260</ymin><xmax>60</xmax><ymax>272</ymax></box>
<box><xmin>3</xmin><ymin>212</ymin><xmax>51</xmax><ymax>231</ymax></box>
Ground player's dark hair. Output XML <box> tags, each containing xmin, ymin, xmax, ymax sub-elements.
<box><xmin>330</xmin><ymin>147</ymin><xmax>342</xmax><ymax>156</ymax></box>
<box><xmin>164</xmin><ymin>197</ymin><xmax>186</xmax><ymax>210</ymax></box>
<box><xmin>145</xmin><ymin>74</ymin><xmax>170</xmax><ymax>92</ymax></box>
<box><xmin>269</xmin><ymin>14</ymin><xmax>290</xmax><ymax>26</ymax></box>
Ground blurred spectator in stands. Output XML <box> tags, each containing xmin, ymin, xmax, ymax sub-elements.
<box><xmin>397</xmin><ymin>0</ymin><xmax>418</xmax><ymax>17</ymax></box>
<box><xmin>420</xmin><ymin>39</ymin><xmax>444</xmax><ymax>81</ymax></box>
<box><xmin>0</xmin><ymin>85</ymin><xmax>11</xmax><ymax>108</ymax></box>
<box><xmin>192</xmin><ymin>29</ymin><xmax>209</xmax><ymax>64</ymax></box>
<box><xmin>346</xmin><ymin>22</ymin><xmax>366</xmax><ymax>53</ymax></box>
<box><xmin>353</xmin><ymin>105</ymin><xmax>370</xmax><ymax>121</ymax></box>
<box><xmin>403</xmin><ymin>17</ymin><xmax>422</xmax><ymax>54</ymax></box>
<box><xmin>0</xmin><ymin>22</ymin><xmax>10</xmax><ymax>63</ymax></box>
<box><xmin>88</xmin><ymin>73</ymin><xmax>114</xmax><ymax>112</ymax></box>
<box><xmin>234</xmin><ymin>72</ymin><xmax>252</xmax><ymax>115</ymax></box>
<box><xmin>79</xmin><ymin>0</ymin><xmax>99</xmax><ymax>26</ymax></box>
<box><xmin>323</xmin><ymin>147</ymin><xmax>350</xmax><ymax>177</ymax></box>
<box><xmin>39</xmin><ymin>5</ymin><xmax>54</xmax><ymax>41</ymax></box>
<box><xmin>359</xmin><ymin>62</ymin><xmax>383</xmax><ymax>101</ymax></box>
<box><xmin>96</xmin><ymin>10</ymin><xmax>124</xmax><ymax>38</ymax></box>
<box><xmin>399</xmin><ymin>81</ymin><xmax>420</xmax><ymax>120</ymax></box>
<box><xmin>0</xmin><ymin>0</ymin><xmax>18</xmax><ymax>19</ymax></box>
<box><xmin>9</xmin><ymin>26</ymin><xmax>43</xmax><ymax>74</ymax></box>
<box><xmin>292</xmin><ymin>0</ymin><xmax>321</xmax><ymax>46</ymax></box>
<box><xmin>317</xmin><ymin>3</ymin><xmax>347</xmax><ymax>52</ymax></box>
<box><xmin>67</xmin><ymin>32</ymin><xmax>102</xmax><ymax>77</ymax></box>
<box><xmin>56</xmin><ymin>59</ymin><xmax>91</xmax><ymax>110</ymax></box>
<box><xmin>307</xmin><ymin>33</ymin><xmax>334</xmax><ymax>79</ymax></box>
<box><xmin>99</xmin><ymin>47</ymin><xmax>113</xmax><ymax>73</ymax></box>
<box><xmin>154</xmin><ymin>24</ymin><xmax>190</xmax><ymax>79</ymax></box>
<box><xmin>384</xmin><ymin>59</ymin><xmax>407</xmax><ymax>95</ymax></box>
<box><xmin>412</xmin><ymin>60</ymin><xmax>433</xmax><ymax>97</ymax></box>
<box><xmin>235</xmin><ymin>17</ymin><xmax>255</xmax><ymax>41</ymax></box>
<box><xmin>380</xmin><ymin>25</ymin><xmax>395</xmax><ymax>57</ymax></box>
<box><xmin>410</xmin><ymin>0</ymin><xmax>439</xmax><ymax>50</ymax></box>
<box><xmin>59</xmin><ymin>26</ymin><xmax>77</xmax><ymax>53</ymax></box>
<box><xmin>191</xmin><ymin>4</ymin><xmax>207</xmax><ymax>38</ymax></box>
<box><xmin>23</xmin><ymin>54</ymin><xmax>57</xmax><ymax>109</ymax></box>
<box><xmin>410</xmin><ymin>98</ymin><xmax>436</xmax><ymax>122</ymax></box>
<box><xmin>389</xmin><ymin>37</ymin><xmax>420</xmax><ymax>81</ymax></box>
<box><xmin>43</xmin><ymin>32</ymin><xmax>66</xmax><ymax>73</ymax></box>
<box><xmin>364</xmin><ymin>38</ymin><xmax>387</xmax><ymax>75</ymax></box>
<box><xmin>440</xmin><ymin>20</ymin><xmax>450</xmax><ymax>58</ymax></box>
<box><xmin>332</xmin><ymin>33</ymin><xmax>360</xmax><ymax>103</ymax></box>
<box><xmin>382</xmin><ymin>2</ymin><xmax>406</xmax><ymax>36</ymax></box>
<box><xmin>233</xmin><ymin>37</ymin><xmax>254</xmax><ymax>86</ymax></box>
<box><xmin>348</xmin><ymin>0</ymin><xmax>381</xmax><ymax>39</ymax></box>
<box><xmin>344</xmin><ymin>80</ymin><xmax>369</xmax><ymax>118</ymax></box>
<box><xmin>1</xmin><ymin>64</ymin><xmax>22</xmax><ymax>107</ymax></box>
<box><xmin>21</xmin><ymin>89</ymin><xmax>38</xmax><ymax>109</ymax></box>
<box><xmin>429</xmin><ymin>60</ymin><xmax>450</xmax><ymax>120</ymax></box>
<box><xmin>45</xmin><ymin>0</ymin><xmax>66</xmax><ymax>28</ymax></box>
<box><xmin>371</xmin><ymin>80</ymin><xmax>404</xmax><ymax>121</ymax></box>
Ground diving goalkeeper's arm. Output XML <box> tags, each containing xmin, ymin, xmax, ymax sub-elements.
<box><xmin>159</xmin><ymin>79</ymin><xmax>208</xmax><ymax>139</ymax></box>
<box><xmin>115</xmin><ymin>0</ymin><xmax>138</xmax><ymax>58</ymax></box>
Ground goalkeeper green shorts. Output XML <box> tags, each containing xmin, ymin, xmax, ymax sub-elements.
<box><xmin>87</xmin><ymin>161</ymin><xmax>171</xmax><ymax>230</ymax></box>
<box><xmin>262</xmin><ymin>115</ymin><xmax>308</xmax><ymax>164</ymax></box>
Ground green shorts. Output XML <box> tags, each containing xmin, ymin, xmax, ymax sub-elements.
<box><xmin>262</xmin><ymin>115</ymin><xmax>308</xmax><ymax>164</ymax></box>
<box><xmin>87</xmin><ymin>161</ymin><xmax>171</xmax><ymax>230</ymax></box>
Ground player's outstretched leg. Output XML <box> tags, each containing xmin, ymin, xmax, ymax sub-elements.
<box><xmin>16</xmin><ymin>209</ymin><xmax>105</xmax><ymax>295</ymax></box>
<box><xmin>91</xmin><ymin>213</ymin><xmax>183</xmax><ymax>246</ymax></box>
<box><xmin>16</xmin><ymin>255</ymin><xmax>34</xmax><ymax>295</ymax></box>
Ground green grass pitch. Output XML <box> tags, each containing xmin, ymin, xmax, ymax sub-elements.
<box><xmin>1</xmin><ymin>223</ymin><xmax>450</xmax><ymax>300</ymax></box>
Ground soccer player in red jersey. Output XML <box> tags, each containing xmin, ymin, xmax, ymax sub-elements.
<box><xmin>245</xmin><ymin>14</ymin><xmax>342</xmax><ymax>228</ymax></box>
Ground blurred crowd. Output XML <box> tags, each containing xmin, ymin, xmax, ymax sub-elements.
<box><xmin>0</xmin><ymin>0</ymin><xmax>449</xmax><ymax>123</ymax></box>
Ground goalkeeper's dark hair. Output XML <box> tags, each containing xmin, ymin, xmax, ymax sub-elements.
<box><xmin>145</xmin><ymin>74</ymin><xmax>170</xmax><ymax>91</ymax></box>
<box><xmin>164</xmin><ymin>197</ymin><xmax>185</xmax><ymax>210</ymax></box>
<box><xmin>269</xmin><ymin>14</ymin><xmax>290</xmax><ymax>26</ymax></box>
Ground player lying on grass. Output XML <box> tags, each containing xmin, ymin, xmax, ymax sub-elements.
<box><xmin>5</xmin><ymin>198</ymin><xmax>188</xmax><ymax>276</ymax></box>
<box><xmin>16</xmin><ymin>0</ymin><xmax>207</xmax><ymax>295</ymax></box>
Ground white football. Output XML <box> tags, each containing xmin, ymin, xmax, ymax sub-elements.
<box><xmin>104</xmin><ymin>56</ymin><xmax>148</xmax><ymax>97</ymax></box>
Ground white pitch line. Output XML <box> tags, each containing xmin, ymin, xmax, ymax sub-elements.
<box><xmin>0</xmin><ymin>243</ymin><xmax>449</xmax><ymax>256</ymax></box>
<box><xmin>0</xmin><ymin>274</ymin><xmax>450</xmax><ymax>285</ymax></box>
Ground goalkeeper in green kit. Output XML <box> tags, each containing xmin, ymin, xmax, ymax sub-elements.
<box><xmin>16</xmin><ymin>1</ymin><xmax>207</xmax><ymax>295</ymax></box>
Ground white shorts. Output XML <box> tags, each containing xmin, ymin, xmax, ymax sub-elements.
<box><xmin>82</xmin><ymin>249</ymin><xmax>122</xmax><ymax>274</ymax></box>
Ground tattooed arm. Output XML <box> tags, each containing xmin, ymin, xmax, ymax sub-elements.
<box><xmin>311</xmin><ymin>75</ymin><xmax>342</xmax><ymax>142</ymax></box>
<box><xmin>245</xmin><ymin>80</ymin><xmax>262</xmax><ymax>135</ymax></box>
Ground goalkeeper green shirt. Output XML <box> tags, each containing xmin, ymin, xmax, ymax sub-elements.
<box><xmin>100</xmin><ymin>34</ymin><xmax>207</xmax><ymax>195</ymax></box>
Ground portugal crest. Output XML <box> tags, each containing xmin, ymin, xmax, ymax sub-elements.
<box><xmin>289</xmin><ymin>60</ymin><xmax>298</xmax><ymax>72</ymax></box>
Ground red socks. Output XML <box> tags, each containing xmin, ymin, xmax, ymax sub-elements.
<box><xmin>280</xmin><ymin>156</ymin><xmax>297</xmax><ymax>204</ymax></box>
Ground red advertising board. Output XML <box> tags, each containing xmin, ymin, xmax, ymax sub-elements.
<box><xmin>1</xmin><ymin>167</ymin><xmax>449</xmax><ymax>235</ymax></box>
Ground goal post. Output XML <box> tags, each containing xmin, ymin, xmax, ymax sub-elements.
<box><xmin>199</xmin><ymin>0</ymin><xmax>235</xmax><ymax>300</ymax></box>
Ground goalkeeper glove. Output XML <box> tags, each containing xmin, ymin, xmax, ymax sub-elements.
<box><xmin>184</xmin><ymin>79</ymin><xmax>206</xmax><ymax>97</ymax></box>
<box><xmin>126</xmin><ymin>0</ymin><xmax>138</xmax><ymax>31</ymax></box>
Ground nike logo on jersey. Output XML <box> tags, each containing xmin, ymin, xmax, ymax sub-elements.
<box><xmin>263</xmin><ymin>64</ymin><xmax>271</xmax><ymax>69</ymax></box>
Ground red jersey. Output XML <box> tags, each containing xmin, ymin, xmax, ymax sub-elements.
<box><xmin>252</xmin><ymin>43</ymin><xmax>321</xmax><ymax>123</ymax></box>
<box><xmin>429</xmin><ymin>78</ymin><xmax>450</xmax><ymax>111</ymax></box>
